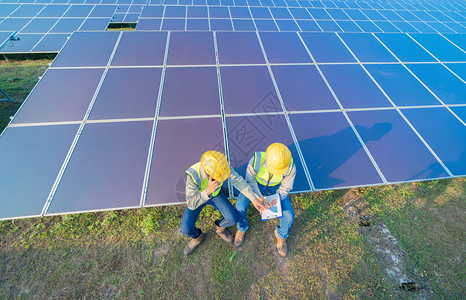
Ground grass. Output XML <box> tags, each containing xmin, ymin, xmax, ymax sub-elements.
<box><xmin>0</xmin><ymin>60</ymin><xmax>465</xmax><ymax>299</ymax></box>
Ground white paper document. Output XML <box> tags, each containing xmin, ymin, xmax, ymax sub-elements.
<box><xmin>261</xmin><ymin>193</ymin><xmax>282</xmax><ymax>221</ymax></box>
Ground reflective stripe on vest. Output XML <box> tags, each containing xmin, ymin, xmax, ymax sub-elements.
<box><xmin>186</xmin><ymin>162</ymin><xmax>222</xmax><ymax>197</ymax></box>
<box><xmin>253</xmin><ymin>152</ymin><xmax>293</xmax><ymax>186</ymax></box>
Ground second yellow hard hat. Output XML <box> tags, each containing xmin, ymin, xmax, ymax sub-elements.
<box><xmin>266</xmin><ymin>143</ymin><xmax>292</xmax><ymax>175</ymax></box>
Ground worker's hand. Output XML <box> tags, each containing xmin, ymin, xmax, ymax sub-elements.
<box><xmin>207</xmin><ymin>177</ymin><xmax>221</xmax><ymax>195</ymax></box>
<box><xmin>252</xmin><ymin>197</ymin><xmax>271</xmax><ymax>213</ymax></box>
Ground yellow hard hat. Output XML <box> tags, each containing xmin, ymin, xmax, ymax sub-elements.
<box><xmin>266</xmin><ymin>143</ymin><xmax>292</xmax><ymax>175</ymax></box>
<box><xmin>201</xmin><ymin>151</ymin><xmax>231</xmax><ymax>182</ymax></box>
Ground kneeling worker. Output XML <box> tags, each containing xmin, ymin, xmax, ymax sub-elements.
<box><xmin>235</xmin><ymin>143</ymin><xmax>296</xmax><ymax>256</ymax></box>
<box><xmin>181</xmin><ymin>150</ymin><xmax>270</xmax><ymax>256</ymax></box>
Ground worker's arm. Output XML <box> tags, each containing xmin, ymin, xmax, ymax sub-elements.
<box><xmin>185</xmin><ymin>174</ymin><xmax>210</xmax><ymax>210</ymax></box>
<box><xmin>229</xmin><ymin>168</ymin><xmax>270</xmax><ymax>211</ymax></box>
<box><xmin>277</xmin><ymin>164</ymin><xmax>296</xmax><ymax>200</ymax></box>
<box><xmin>245</xmin><ymin>157</ymin><xmax>262</xmax><ymax>198</ymax></box>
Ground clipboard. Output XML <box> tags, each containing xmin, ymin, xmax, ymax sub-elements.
<box><xmin>261</xmin><ymin>193</ymin><xmax>283</xmax><ymax>221</ymax></box>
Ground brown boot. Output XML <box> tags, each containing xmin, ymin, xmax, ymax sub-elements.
<box><xmin>275</xmin><ymin>229</ymin><xmax>287</xmax><ymax>257</ymax></box>
<box><xmin>214</xmin><ymin>223</ymin><xmax>233</xmax><ymax>243</ymax></box>
<box><xmin>234</xmin><ymin>230</ymin><xmax>245</xmax><ymax>247</ymax></box>
<box><xmin>184</xmin><ymin>231</ymin><xmax>206</xmax><ymax>256</ymax></box>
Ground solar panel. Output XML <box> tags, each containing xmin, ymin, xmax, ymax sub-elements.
<box><xmin>47</xmin><ymin>121</ymin><xmax>153</xmax><ymax>215</ymax></box>
<box><xmin>1</xmin><ymin>0</ymin><xmax>466</xmax><ymax>220</ymax></box>
<box><xmin>146</xmin><ymin>117</ymin><xmax>225</xmax><ymax>206</ymax></box>
<box><xmin>0</xmin><ymin>125</ymin><xmax>79</xmax><ymax>219</ymax></box>
<box><xmin>347</xmin><ymin>110</ymin><xmax>450</xmax><ymax>182</ymax></box>
<box><xmin>289</xmin><ymin>112</ymin><xmax>383</xmax><ymax>190</ymax></box>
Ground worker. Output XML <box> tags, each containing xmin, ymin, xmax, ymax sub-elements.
<box><xmin>235</xmin><ymin>143</ymin><xmax>296</xmax><ymax>257</ymax></box>
<box><xmin>181</xmin><ymin>150</ymin><xmax>270</xmax><ymax>256</ymax></box>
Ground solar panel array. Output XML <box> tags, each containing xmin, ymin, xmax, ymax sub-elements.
<box><xmin>136</xmin><ymin>4</ymin><xmax>466</xmax><ymax>32</ymax></box>
<box><xmin>0</xmin><ymin>0</ymin><xmax>465</xmax><ymax>220</ymax></box>
<box><xmin>0</xmin><ymin>0</ymin><xmax>465</xmax><ymax>52</ymax></box>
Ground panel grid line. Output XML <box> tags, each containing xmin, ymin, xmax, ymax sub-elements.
<box><xmin>256</xmin><ymin>30</ymin><xmax>315</xmax><ymax>191</ymax></box>
<box><xmin>213</xmin><ymin>30</ymin><xmax>233</xmax><ymax>199</ymax></box>
<box><xmin>40</xmin><ymin>31</ymin><xmax>124</xmax><ymax>216</ymax></box>
<box><xmin>140</xmin><ymin>31</ymin><xmax>171</xmax><ymax>207</ymax></box>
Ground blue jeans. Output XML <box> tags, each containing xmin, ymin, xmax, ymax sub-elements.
<box><xmin>180</xmin><ymin>191</ymin><xmax>237</xmax><ymax>239</ymax></box>
<box><xmin>236</xmin><ymin>184</ymin><xmax>294</xmax><ymax>239</ymax></box>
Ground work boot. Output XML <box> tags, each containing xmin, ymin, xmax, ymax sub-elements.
<box><xmin>234</xmin><ymin>230</ymin><xmax>245</xmax><ymax>247</ymax></box>
<box><xmin>275</xmin><ymin>229</ymin><xmax>288</xmax><ymax>257</ymax></box>
<box><xmin>214</xmin><ymin>223</ymin><xmax>233</xmax><ymax>243</ymax></box>
<box><xmin>184</xmin><ymin>231</ymin><xmax>206</xmax><ymax>256</ymax></box>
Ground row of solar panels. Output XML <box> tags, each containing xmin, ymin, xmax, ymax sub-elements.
<box><xmin>1</xmin><ymin>30</ymin><xmax>465</xmax><ymax>220</ymax></box>
<box><xmin>1</xmin><ymin>0</ymin><xmax>465</xmax><ymax>11</ymax></box>
<box><xmin>1</xmin><ymin>8</ymin><xmax>465</xmax><ymax>52</ymax></box>
<box><xmin>2</xmin><ymin>3</ymin><xmax>465</xmax><ymax>19</ymax></box>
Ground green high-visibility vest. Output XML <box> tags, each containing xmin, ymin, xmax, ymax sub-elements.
<box><xmin>253</xmin><ymin>152</ymin><xmax>293</xmax><ymax>186</ymax></box>
<box><xmin>186</xmin><ymin>162</ymin><xmax>222</xmax><ymax>197</ymax></box>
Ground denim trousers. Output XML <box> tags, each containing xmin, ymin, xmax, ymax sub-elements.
<box><xmin>236</xmin><ymin>184</ymin><xmax>294</xmax><ymax>239</ymax></box>
<box><xmin>180</xmin><ymin>191</ymin><xmax>237</xmax><ymax>239</ymax></box>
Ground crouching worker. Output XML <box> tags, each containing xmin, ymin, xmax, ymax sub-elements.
<box><xmin>181</xmin><ymin>150</ymin><xmax>270</xmax><ymax>256</ymax></box>
<box><xmin>235</xmin><ymin>143</ymin><xmax>296</xmax><ymax>257</ymax></box>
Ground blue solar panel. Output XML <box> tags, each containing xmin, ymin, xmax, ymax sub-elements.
<box><xmin>290</xmin><ymin>112</ymin><xmax>383</xmax><ymax>189</ymax></box>
<box><xmin>146</xmin><ymin>117</ymin><xmax>225</xmax><ymax>206</ymax></box>
<box><xmin>216</xmin><ymin>31</ymin><xmax>265</xmax><ymax>64</ymax></box>
<box><xmin>375</xmin><ymin>33</ymin><xmax>437</xmax><ymax>62</ymax></box>
<box><xmin>47</xmin><ymin>121</ymin><xmax>153</xmax><ymax>214</ymax></box>
<box><xmin>12</xmin><ymin>68</ymin><xmax>105</xmax><ymax>124</ymax></box>
<box><xmin>410</xmin><ymin>33</ymin><xmax>466</xmax><ymax>62</ymax></box>
<box><xmin>160</xmin><ymin>67</ymin><xmax>221</xmax><ymax>116</ymax></box>
<box><xmin>347</xmin><ymin>109</ymin><xmax>449</xmax><ymax>182</ymax></box>
<box><xmin>272</xmin><ymin>65</ymin><xmax>338</xmax><ymax>111</ymax></box>
<box><xmin>167</xmin><ymin>31</ymin><xmax>216</xmax><ymax>65</ymax></box>
<box><xmin>221</xmin><ymin>65</ymin><xmax>281</xmax><ymax>114</ymax></box>
<box><xmin>319</xmin><ymin>64</ymin><xmax>392</xmax><ymax>108</ymax></box>
<box><xmin>32</xmin><ymin>33</ymin><xmax>68</xmax><ymax>52</ymax></box>
<box><xmin>111</xmin><ymin>31</ymin><xmax>167</xmax><ymax>66</ymax></box>
<box><xmin>21</xmin><ymin>18</ymin><xmax>58</xmax><ymax>33</ymax></box>
<box><xmin>406</xmin><ymin>64</ymin><xmax>466</xmax><ymax>105</ymax></box>
<box><xmin>51</xmin><ymin>31</ymin><xmax>119</xmax><ymax>67</ymax></box>
<box><xmin>338</xmin><ymin>32</ymin><xmax>397</xmax><ymax>62</ymax></box>
<box><xmin>260</xmin><ymin>32</ymin><xmax>312</xmax><ymax>63</ymax></box>
<box><xmin>402</xmin><ymin>107</ymin><xmax>466</xmax><ymax>176</ymax></box>
<box><xmin>300</xmin><ymin>32</ymin><xmax>356</xmax><ymax>62</ymax></box>
<box><xmin>89</xmin><ymin>67</ymin><xmax>162</xmax><ymax>119</ymax></box>
<box><xmin>364</xmin><ymin>64</ymin><xmax>441</xmax><ymax>107</ymax></box>
<box><xmin>0</xmin><ymin>125</ymin><xmax>79</xmax><ymax>220</ymax></box>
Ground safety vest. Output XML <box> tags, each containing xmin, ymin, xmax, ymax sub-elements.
<box><xmin>253</xmin><ymin>152</ymin><xmax>293</xmax><ymax>186</ymax></box>
<box><xmin>186</xmin><ymin>162</ymin><xmax>222</xmax><ymax>197</ymax></box>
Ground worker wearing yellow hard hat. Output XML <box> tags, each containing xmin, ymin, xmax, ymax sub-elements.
<box><xmin>181</xmin><ymin>150</ymin><xmax>270</xmax><ymax>256</ymax></box>
<box><xmin>235</xmin><ymin>143</ymin><xmax>296</xmax><ymax>256</ymax></box>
